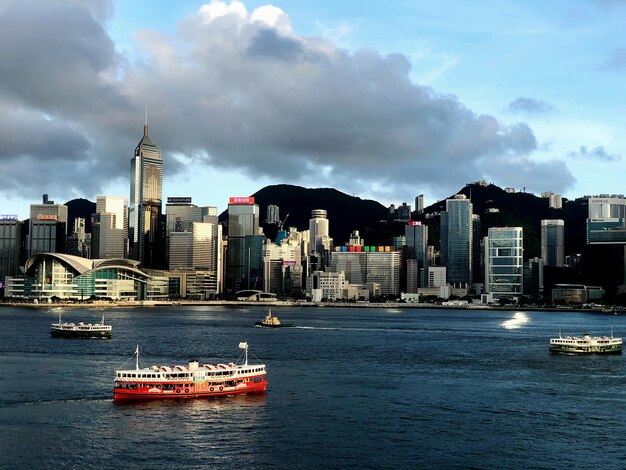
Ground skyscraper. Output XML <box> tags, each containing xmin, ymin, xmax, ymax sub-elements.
<box><xmin>129</xmin><ymin>111</ymin><xmax>164</xmax><ymax>268</ymax></box>
<box><xmin>28</xmin><ymin>195</ymin><xmax>68</xmax><ymax>258</ymax></box>
<box><xmin>415</xmin><ymin>194</ymin><xmax>424</xmax><ymax>214</ymax></box>
<box><xmin>226</xmin><ymin>197</ymin><xmax>259</xmax><ymax>294</ymax></box>
<box><xmin>0</xmin><ymin>215</ymin><xmax>21</xmax><ymax>284</ymax></box>
<box><xmin>405</xmin><ymin>221</ymin><xmax>428</xmax><ymax>287</ymax></box>
<box><xmin>485</xmin><ymin>227</ymin><xmax>523</xmax><ymax>298</ymax></box>
<box><xmin>440</xmin><ymin>194</ymin><xmax>473</xmax><ymax>285</ymax></box>
<box><xmin>92</xmin><ymin>196</ymin><xmax>128</xmax><ymax>259</ymax></box>
<box><xmin>541</xmin><ymin>219</ymin><xmax>565</xmax><ymax>267</ymax></box>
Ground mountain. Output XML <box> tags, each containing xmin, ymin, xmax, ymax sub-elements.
<box><xmin>220</xmin><ymin>184</ymin><xmax>389</xmax><ymax>245</ymax></box>
<box><xmin>420</xmin><ymin>182</ymin><xmax>588</xmax><ymax>259</ymax></box>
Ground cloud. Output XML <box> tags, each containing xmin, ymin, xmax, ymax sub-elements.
<box><xmin>483</xmin><ymin>157</ymin><xmax>576</xmax><ymax>194</ymax></box>
<box><xmin>0</xmin><ymin>0</ymin><xmax>571</xmax><ymax>205</ymax></box>
<box><xmin>566</xmin><ymin>145</ymin><xmax>621</xmax><ymax>161</ymax></box>
<box><xmin>600</xmin><ymin>48</ymin><xmax>626</xmax><ymax>70</ymax></box>
<box><xmin>506</xmin><ymin>97</ymin><xmax>557</xmax><ymax>116</ymax></box>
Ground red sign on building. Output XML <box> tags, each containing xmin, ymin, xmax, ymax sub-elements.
<box><xmin>229</xmin><ymin>196</ymin><xmax>255</xmax><ymax>204</ymax></box>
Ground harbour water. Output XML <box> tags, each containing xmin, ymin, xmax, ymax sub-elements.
<box><xmin>1</xmin><ymin>306</ymin><xmax>624</xmax><ymax>468</ymax></box>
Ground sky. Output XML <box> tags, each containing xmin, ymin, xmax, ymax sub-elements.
<box><xmin>0</xmin><ymin>0</ymin><xmax>625</xmax><ymax>219</ymax></box>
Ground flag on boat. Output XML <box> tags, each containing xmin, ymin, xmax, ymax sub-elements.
<box><xmin>239</xmin><ymin>342</ymin><xmax>248</xmax><ymax>349</ymax></box>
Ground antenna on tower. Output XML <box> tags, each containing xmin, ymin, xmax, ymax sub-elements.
<box><xmin>144</xmin><ymin>103</ymin><xmax>149</xmax><ymax>136</ymax></box>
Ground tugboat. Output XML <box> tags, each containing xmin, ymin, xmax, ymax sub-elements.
<box><xmin>255</xmin><ymin>309</ymin><xmax>295</xmax><ymax>328</ymax></box>
<box><xmin>51</xmin><ymin>313</ymin><xmax>112</xmax><ymax>339</ymax></box>
<box><xmin>113</xmin><ymin>342</ymin><xmax>267</xmax><ymax>400</ymax></box>
<box><xmin>549</xmin><ymin>331</ymin><xmax>622</xmax><ymax>354</ymax></box>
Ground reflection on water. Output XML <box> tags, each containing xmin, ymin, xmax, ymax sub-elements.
<box><xmin>500</xmin><ymin>312</ymin><xmax>529</xmax><ymax>329</ymax></box>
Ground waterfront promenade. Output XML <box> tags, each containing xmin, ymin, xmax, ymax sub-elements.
<box><xmin>0</xmin><ymin>298</ymin><xmax>622</xmax><ymax>313</ymax></box>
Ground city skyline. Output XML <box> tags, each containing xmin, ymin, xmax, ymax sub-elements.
<box><xmin>1</xmin><ymin>0</ymin><xmax>625</xmax><ymax>219</ymax></box>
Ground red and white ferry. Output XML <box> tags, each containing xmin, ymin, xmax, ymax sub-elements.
<box><xmin>113</xmin><ymin>342</ymin><xmax>267</xmax><ymax>400</ymax></box>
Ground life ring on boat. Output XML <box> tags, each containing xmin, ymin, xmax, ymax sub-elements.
<box><xmin>185</xmin><ymin>388</ymin><xmax>189</xmax><ymax>393</ymax></box>
<box><xmin>176</xmin><ymin>389</ymin><xmax>181</xmax><ymax>393</ymax></box>
<box><xmin>219</xmin><ymin>386</ymin><xmax>223</xmax><ymax>391</ymax></box>
<box><xmin>210</xmin><ymin>387</ymin><xmax>214</xmax><ymax>392</ymax></box>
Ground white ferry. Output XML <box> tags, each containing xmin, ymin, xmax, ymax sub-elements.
<box><xmin>113</xmin><ymin>342</ymin><xmax>267</xmax><ymax>400</ymax></box>
<box><xmin>51</xmin><ymin>313</ymin><xmax>112</xmax><ymax>339</ymax></box>
<box><xmin>549</xmin><ymin>332</ymin><xmax>622</xmax><ymax>355</ymax></box>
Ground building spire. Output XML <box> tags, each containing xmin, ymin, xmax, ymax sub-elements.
<box><xmin>144</xmin><ymin>102</ymin><xmax>148</xmax><ymax>137</ymax></box>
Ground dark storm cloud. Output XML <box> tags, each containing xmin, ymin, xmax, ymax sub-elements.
<box><xmin>0</xmin><ymin>1</ymin><xmax>574</xmax><ymax>203</ymax></box>
<box><xmin>506</xmin><ymin>97</ymin><xmax>557</xmax><ymax>116</ymax></box>
<box><xmin>567</xmin><ymin>145</ymin><xmax>621</xmax><ymax>161</ymax></box>
<box><xmin>246</xmin><ymin>28</ymin><xmax>305</xmax><ymax>61</ymax></box>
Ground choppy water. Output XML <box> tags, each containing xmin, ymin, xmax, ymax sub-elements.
<box><xmin>1</xmin><ymin>306</ymin><xmax>625</xmax><ymax>469</ymax></box>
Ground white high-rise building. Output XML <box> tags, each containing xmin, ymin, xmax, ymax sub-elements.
<box><xmin>309</xmin><ymin>209</ymin><xmax>330</xmax><ymax>255</ymax></box>
<box><xmin>92</xmin><ymin>196</ymin><xmax>128</xmax><ymax>259</ymax></box>
<box><xmin>485</xmin><ymin>227</ymin><xmax>523</xmax><ymax>298</ymax></box>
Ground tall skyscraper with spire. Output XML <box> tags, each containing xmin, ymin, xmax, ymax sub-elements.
<box><xmin>129</xmin><ymin>107</ymin><xmax>164</xmax><ymax>268</ymax></box>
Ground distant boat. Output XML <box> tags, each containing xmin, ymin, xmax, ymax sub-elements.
<box><xmin>549</xmin><ymin>331</ymin><xmax>622</xmax><ymax>355</ymax></box>
<box><xmin>51</xmin><ymin>312</ymin><xmax>112</xmax><ymax>339</ymax></box>
<box><xmin>255</xmin><ymin>309</ymin><xmax>295</xmax><ymax>328</ymax></box>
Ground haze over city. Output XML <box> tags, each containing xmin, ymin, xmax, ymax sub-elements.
<box><xmin>0</xmin><ymin>0</ymin><xmax>624</xmax><ymax>218</ymax></box>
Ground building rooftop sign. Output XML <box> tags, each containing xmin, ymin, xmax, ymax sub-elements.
<box><xmin>0</xmin><ymin>215</ymin><xmax>18</xmax><ymax>220</ymax></box>
<box><xmin>229</xmin><ymin>196</ymin><xmax>255</xmax><ymax>204</ymax></box>
<box><xmin>167</xmin><ymin>197</ymin><xmax>192</xmax><ymax>204</ymax></box>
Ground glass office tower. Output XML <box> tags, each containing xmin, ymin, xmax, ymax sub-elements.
<box><xmin>129</xmin><ymin>115</ymin><xmax>164</xmax><ymax>268</ymax></box>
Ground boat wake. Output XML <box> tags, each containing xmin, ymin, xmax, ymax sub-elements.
<box><xmin>500</xmin><ymin>312</ymin><xmax>529</xmax><ymax>329</ymax></box>
<box><xmin>293</xmin><ymin>326</ymin><xmax>416</xmax><ymax>333</ymax></box>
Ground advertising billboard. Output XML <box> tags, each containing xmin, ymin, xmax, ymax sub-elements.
<box><xmin>229</xmin><ymin>196</ymin><xmax>255</xmax><ymax>205</ymax></box>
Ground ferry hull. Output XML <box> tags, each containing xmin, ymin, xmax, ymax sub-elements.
<box><xmin>549</xmin><ymin>346</ymin><xmax>622</xmax><ymax>355</ymax></box>
<box><xmin>113</xmin><ymin>381</ymin><xmax>267</xmax><ymax>401</ymax></box>
<box><xmin>51</xmin><ymin>329</ymin><xmax>111</xmax><ymax>339</ymax></box>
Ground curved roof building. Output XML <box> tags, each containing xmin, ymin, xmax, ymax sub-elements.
<box><xmin>23</xmin><ymin>253</ymin><xmax>158</xmax><ymax>300</ymax></box>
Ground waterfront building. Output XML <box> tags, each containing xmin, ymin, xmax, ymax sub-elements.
<box><xmin>18</xmin><ymin>253</ymin><xmax>159</xmax><ymax>300</ymax></box>
<box><xmin>404</xmin><ymin>221</ymin><xmax>429</xmax><ymax>286</ymax></box>
<box><xmin>427</xmin><ymin>267</ymin><xmax>446</xmax><ymax>288</ymax></box>
<box><xmin>309</xmin><ymin>209</ymin><xmax>331</xmax><ymax>255</ymax></box>
<box><xmin>225</xmin><ymin>197</ymin><xmax>259</xmax><ymax>294</ymax></box>
<box><xmin>484</xmin><ymin>227</ymin><xmax>523</xmax><ymax>298</ymax></box>
<box><xmin>263</xmin><ymin>237</ymin><xmax>302</xmax><ymax>297</ymax></box>
<box><xmin>0</xmin><ymin>215</ymin><xmax>21</xmax><ymax>286</ymax></box>
<box><xmin>551</xmin><ymin>284</ymin><xmax>604</xmax><ymax>305</ymax></box>
<box><xmin>165</xmin><ymin>198</ymin><xmax>220</xmax><ymax>290</ymax></box>
<box><xmin>523</xmin><ymin>257</ymin><xmax>544</xmax><ymax>299</ymax></box>
<box><xmin>308</xmin><ymin>209</ymin><xmax>332</xmax><ymax>273</ymax></box>
<box><xmin>92</xmin><ymin>196</ymin><xmax>128</xmax><ymax>259</ymax></box>
<box><xmin>406</xmin><ymin>259</ymin><xmax>419</xmax><ymax>293</ymax></box>
<box><xmin>129</xmin><ymin>112</ymin><xmax>164</xmax><ymax>269</ymax></box>
<box><xmin>307</xmin><ymin>270</ymin><xmax>347</xmax><ymax>302</ymax></box>
<box><xmin>440</xmin><ymin>194</ymin><xmax>473</xmax><ymax>285</ymax></box>
<box><xmin>541</xmin><ymin>219</ymin><xmax>565</xmax><ymax>267</ymax></box>
<box><xmin>330</xmin><ymin>246</ymin><xmax>400</xmax><ymax>297</ymax></box>
<box><xmin>586</xmin><ymin>195</ymin><xmax>626</xmax><ymax>244</ymax></box>
<box><xmin>28</xmin><ymin>195</ymin><xmax>68</xmax><ymax>258</ymax></box>
<box><xmin>166</xmin><ymin>270</ymin><xmax>219</xmax><ymax>299</ymax></box>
